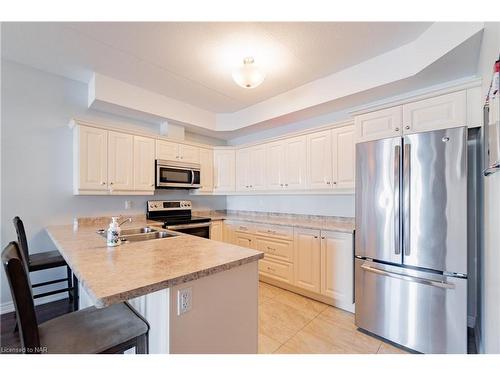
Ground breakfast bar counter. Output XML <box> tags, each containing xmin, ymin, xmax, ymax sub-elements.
<box><xmin>45</xmin><ymin>218</ymin><xmax>263</xmax><ymax>353</ymax></box>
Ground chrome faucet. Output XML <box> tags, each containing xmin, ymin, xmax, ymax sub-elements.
<box><xmin>118</xmin><ymin>217</ymin><xmax>132</xmax><ymax>226</ymax></box>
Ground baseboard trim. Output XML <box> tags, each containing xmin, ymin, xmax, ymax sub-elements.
<box><xmin>0</xmin><ymin>294</ymin><xmax>66</xmax><ymax>315</ymax></box>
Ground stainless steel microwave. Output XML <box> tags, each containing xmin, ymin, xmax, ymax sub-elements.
<box><xmin>155</xmin><ymin>160</ymin><xmax>201</xmax><ymax>189</ymax></box>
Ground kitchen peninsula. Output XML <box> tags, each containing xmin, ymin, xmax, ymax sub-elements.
<box><xmin>45</xmin><ymin>217</ymin><xmax>263</xmax><ymax>354</ymax></box>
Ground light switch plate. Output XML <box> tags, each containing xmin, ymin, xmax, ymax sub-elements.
<box><xmin>177</xmin><ymin>287</ymin><xmax>192</xmax><ymax>315</ymax></box>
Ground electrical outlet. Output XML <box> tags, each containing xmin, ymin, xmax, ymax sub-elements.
<box><xmin>177</xmin><ymin>287</ymin><xmax>192</xmax><ymax>315</ymax></box>
<box><xmin>124</xmin><ymin>200</ymin><xmax>132</xmax><ymax>210</ymax></box>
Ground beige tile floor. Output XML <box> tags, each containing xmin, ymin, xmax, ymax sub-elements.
<box><xmin>258</xmin><ymin>281</ymin><xmax>412</xmax><ymax>354</ymax></box>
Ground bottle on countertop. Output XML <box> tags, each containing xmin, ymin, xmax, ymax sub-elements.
<box><xmin>106</xmin><ymin>217</ymin><xmax>121</xmax><ymax>247</ymax></box>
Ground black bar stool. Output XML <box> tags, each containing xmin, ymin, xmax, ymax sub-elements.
<box><xmin>2</xmin><ymin>241</ymin><xmax>149</xmax><ymax>354</ymax></box>
<box><xmin>13</xmin><ymin>216</ymin><xmax>78</xmax><ymax>311</ymax></box>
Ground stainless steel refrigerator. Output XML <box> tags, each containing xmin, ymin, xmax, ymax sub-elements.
<box><xmin>354</xmin><ymin>126</ymin><xmax>468</xmax><ymax>354</ymax></box>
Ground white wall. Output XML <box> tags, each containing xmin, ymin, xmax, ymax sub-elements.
<box><xmin>226</xmin><ymin>195</ymin><xmax>355</xmax><ymax>217</ymax></box>
<box><xmin>476</xmin><ymin>22</ymin><xmax>500</xmax><ymax>354</ymax></box>
<box><xmin>0</xmin><ymin>60</ymin><xmax>226</xmax><ymax>311</ymax></box>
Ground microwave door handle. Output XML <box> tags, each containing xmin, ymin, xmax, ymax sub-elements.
<box><xmin>191</xmin><ymin>170</ymin><xmax>194</xmax><ymax>185</ymax></box>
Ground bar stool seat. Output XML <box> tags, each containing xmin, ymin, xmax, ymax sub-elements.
<box><xmin>39</xmin><ymin>303</ymin><xmax>149</xmax><ymax>354</ymax></box>
<box><xmin>2</xmin><ymin>241</ymin><xmax>149</xmax><ymax>354</ymax></box>
<box><xmin>28</xmin><ymin>251</ymin><xmax>66</xmax><ymax>271</ymax></box>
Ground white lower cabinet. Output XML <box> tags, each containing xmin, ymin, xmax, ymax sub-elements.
<box><xmin>209</xmin><ymin>220</ymin><xmax>223</xmax><ymax>241</ymax></box>
<box><xmin>293</xmin><ymin>228</ymin><xmax>321</xmax><ymax>293</ymax></box>
<box><xmin>320</xmin><ymin>231</ymin><xmax>354</xmax><ymax>312</ymax></box>
<box><xmin>218</xmin><ymin>220</ymin><xmax>354</xmax><ymax>311</ymax></box>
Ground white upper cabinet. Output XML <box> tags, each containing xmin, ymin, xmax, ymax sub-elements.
<box><xmin>320</xmin><ymin>231</ymin><xmax>354</xmax><ymax>312</ymax></box>
<box><xmin>249</xmin><ymin>145</ymin><xmax>267</xmax><ymax>190</ymax></box>
<box><xmin>156</xmin><ymin>140</ymin><xmax>179</xmax><ymax>161</ymax></box>
<box><xmin>199</xmin><ymin>148</ymin><xmax>214</xmax><ymax>192</ymax></box>
<box><xmin>133</xmin><ymin>136</ymin><xmax>155</xmax><ymax>192</ymax></box>
<box><xmin>355</xmin><ymin>89</ymin><xmax>471</xmax><ymax>143</ymax></box>
<box><xmin>332</xmin><ymin>125</ymin><xmax>355</xmax><ymax>189</ymax></box>
<box><xmin>283</xmin><ymin>136</ymin><xmax>307</xmax><ymax>190</ymax></box>
<box><xmin>108</xmin><ymin>131</ymin><xmax>134</xmax><ymax>192</ymax></box>
<box><xmin>236</xmin><ymin>148</ymin><xmax>251</xmax><ymax>191</ymax></box>
<box><xmin>402</xmin><ymin>91</ymin><xmax>466</xmax><ymax>134</ymax></box>
<box><xmin>354</xmin><ymin>106</ymin><xmax>402</xmax><ymax>143</ymax></box>
<box><xmin>266</xmin><ymin>141</ymin><xmax>285</xmax><ymax>190</ymax></box>
<box><xmin>307</xmin><ymin>130</ymin><xmax>333</xmax><ymax>189</ymax></box>
<box><xmin>179</xmin><ymin>144</ymin><xmax>200</xmax><ymax>164</ymax></box>
<box><xmin>213</xmin><ymin>149</ymin><xmax>235</xmax><ymax>192</ymax></box>
<box><xmin>156</xmin><ymin>140</ymin><xmax>200</xmax><ymax>163</ymax></box>
<box><xmin>74</xmin><ymin>125</ymin><xmax>108</xmax><ymax>193</ymax></box>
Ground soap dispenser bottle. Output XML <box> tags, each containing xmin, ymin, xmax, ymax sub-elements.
<box><xmin>107</xmin><ymin>217</ymin><xmax>121</xmax><ymax>247</ymax></box>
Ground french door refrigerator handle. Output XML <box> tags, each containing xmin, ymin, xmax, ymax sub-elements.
<box><xmin>394</xmin><ymin>144</ymin><xmax>401</xmax><ymax>255</ymax></box>
<box><xmin>403</xmin><ymin>142</ymin><xmax>411</xmax><ymax>256</ymax></box>
<box><xmin>361</xmin><ymin>264</ymin><xmax>455</xmax><ymax>289</ymax></box>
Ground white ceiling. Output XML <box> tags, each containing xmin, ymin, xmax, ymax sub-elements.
<box><xmin>1</xmin><ymin>22</ymin><xmax>432</xmax><ymax>113</ymax></box>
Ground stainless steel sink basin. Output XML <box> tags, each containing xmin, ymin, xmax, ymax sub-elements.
<box><xmin>120</xmin><ymin>227</ymin><xmax>157</xmax><ymax>235</ymax></box>
<box><xmin>96</xmin><ymin>227</ymin><xmax>179</xmax><ymax>243</ymax></box>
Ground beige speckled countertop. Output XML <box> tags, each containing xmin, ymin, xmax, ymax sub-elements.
<box><xmin>194</xmin><ymin>210</ymin><xmax>355</xmax><ymax>233</ymax></box>
<box><xmin>46</xmin><ymin>220</ymin><xmax>263</xmax><ymax>308</ymax></box>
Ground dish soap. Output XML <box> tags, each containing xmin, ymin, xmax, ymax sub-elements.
<box><xmin>106</xmin><ymin>217</ymin><xmax>121</xmax><ymax>247</ymax></box>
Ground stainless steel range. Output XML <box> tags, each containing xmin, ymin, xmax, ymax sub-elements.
<box><xmin>147</xmin><ymin>200</ymin><xmax>211</xmax><ymax>238</ymax></box>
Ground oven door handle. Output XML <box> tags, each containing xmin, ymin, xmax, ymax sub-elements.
<box><xmin>166</xmin><ymin>222</ymin><xmax>211</xmax><ymax>230</ymax></box>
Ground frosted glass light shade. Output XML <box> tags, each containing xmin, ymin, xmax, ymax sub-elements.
<box><xmin>232</xmin><ymin>57</ymin><xmax>265</xmax><ymax>89</ymax></box>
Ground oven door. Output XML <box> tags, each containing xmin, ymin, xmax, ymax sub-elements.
<box><xmin>166</xmin><ymin>223</ymin><xmax>211</xmax><ymax>238</ymax></box>
<box><xmin>156</xmin><ymin>163</ymin><xmax>201</xmax><ymax>188</ymax></box>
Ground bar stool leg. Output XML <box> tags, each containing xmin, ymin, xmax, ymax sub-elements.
<box><xmin>67</xmin><ymin>266</ymin><xmax>73</xmax><ymax>302</ymax></box>
<box><xmin>72</xmin><ymin>274</ymin><xmax>79</xmax><ymax>311</ymax></box>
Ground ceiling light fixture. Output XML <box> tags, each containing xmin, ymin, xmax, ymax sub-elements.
<box><xmin>232</xmin><ymin>57</ymin><xmax>265</xmax><ymax>89</ymax></box>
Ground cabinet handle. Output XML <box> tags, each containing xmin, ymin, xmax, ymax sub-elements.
<box><xmin>176</xmin><ymin>155</ymin><xmax>179</xmax><ymax>159</ymax></box>
<box><xmin>333</xmin><ymin>182</ymin><xmax>337</xmax><ymax>185</ymax></box>
<box><xmin>239</xmin><ymin>226</ymin><xmax>248</xmax><ymax>230</ymax></box>
<box><xmin>326</xmin><ymin>181</ymin><xmax>331</xmax><ymax>185</ymax></box>
<box><xmin>109</xmin><ymin>182</ymin><xmax>114</xmax><ymax>185</ymax></box>
<box><xmin>280</xmin><ymin>184</ymin><xmax>283</xmax><ymax>187</ymax></box>
<box><xmin>100</xmin><ymin>181</ymin><xmax>106</xmax><ymax>185</ymax></box>
<box><xmin>321</xmin><ymin>236</ymin><xmax>325</xmax><ymax>239</ymax></box>
<box><xmin>266</xmin><ymin>266</ymin><xmax>276</xmax><ymax>272</ymax></box>
<box><xmin>150</xmin><ymin>183</ymin><xmax>154</xmax><ymax>187</ymax></box>
<box><xmin>405</xmin><ymin>125</ymin><xmax>410</xmax><ymax>130</ymax></box>
<box><xmin>267</xmin><ymin>246</ymin><xmax>276</xmax><ymax>251</ymax></box>
<box><xmin>285</xmin><ymin>184</ymin><xmax>288</xmax><ymax>187</ymax></box>
<box><xmin>314</xmin><ymin>235</ymin><xmax>318</xmax><ymax>238</ymax></box>
<box><xmin>395</xmin><ymin>128</ymin><xmax>400</xmax><ymax>132</ymax></box>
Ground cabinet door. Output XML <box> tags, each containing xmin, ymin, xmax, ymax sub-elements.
<box><xmin>213</xmin><ymin>150</ymin><xmax>235</xmax><ymax>191</ymax></box>
<box><xmin>210</xmin><ymin>221</ymin><xmax>223</xmax><ymax>241</ymax></box>
<box><xmin>133</xmin><ymin>136</ymin><xmax>155</xmax><ymax>192</ymax></box>
<box><xmin>266</xmin><ymin>141</ymin><xmax>285</xmax><ymax>190</ymax></box>
<box><xmin>307</xmin><ymin>130</ymin><xmax>333</xmax><ymax>189</ymax></box>
<box><xmin>108</xmin><ymin>131</ymin><xmax>134</xmax><ymax>191</ymax></box>
<box><xmin>293</xmin><ymin>228</ymin><xmax>321</xmax><ymax>293</ymax></box>
<box><xmin>179</xmin><ymin>144</ymin><xmax>200</xmax><ymax>163</ymax></box>
<box><xmin>235</xmin><ymin>148</ymin><xmax>251</xmax><ymax>191</ymax></box>
<box><xmin>156</xmin><ymin>140</ymin><xmax>179</xmax><ymax>161</ymax></box>
<box><xmin>321</xmin><ymin>231</ymin><xmax>354</xmax><ymax>311</ymax></box>
<box><xmin>332</xmin><ymin>125</ymin><xmax>355</xmax><ymax>189</ymax></box>
<box><xmin>223</xmin><ymin>222</ymin><xmax>236</xmax><ymax>244</ymax></box>
<box><xmin>249</xmin><ymin>145</ymin><xmax>267</xmax><ymax>190</ymax></box>
<box><xmin>354</xmin><ymin>106</ymin><xmax>402</xmax><ymax>142</ymax></box>
<box><xmin>402</xmin><ymin>91</ymin><xmax>466</xmax><ymax>134</ymax></box>
<box><xmin>283</xmin><ymin>136</ymin><xmax>307</xmax><ymax>190</ymax></box>
<box><xmin>199</xmin><ymin>148</ymin><xmax>213</xmax><ymax>192</ymax></box>
<box><xmin>76</xmin><ymin>125</ymin><xmax>108</xmax><ymax>191</ymax></box>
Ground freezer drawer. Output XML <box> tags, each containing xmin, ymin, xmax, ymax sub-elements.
<box><xmin>354</xmin><ymin>259</ymin><xmax>467</xmax><ymax>354</ymax></box>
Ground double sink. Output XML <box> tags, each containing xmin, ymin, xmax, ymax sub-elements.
<box><xmin>97</xmin><ymin>226</ymin><xmax>179</xmax><ymax>243</ymax></box>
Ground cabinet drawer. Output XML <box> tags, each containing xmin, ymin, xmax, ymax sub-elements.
<box><xmin>228</xmin><ymin>221</ymin><xmax>254</xmax><ymax>233</ymax></box>
<box><xmin>255</xmin><ymin>237</ymin><xmax>293</xmax><ymax>262</ymax></box>
<box><xmin>259</xmin><ymin>257</ymin><xmax>293</xmax><ymax>283</ymax></box>
<box><xmin>254</xmin><ymin>224</ymin><xmax>293</xmax><ymax>240</ymax></box>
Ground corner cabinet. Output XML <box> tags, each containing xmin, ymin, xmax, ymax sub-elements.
<box><xmin>73</xmin><ymin>123</ymin><xmax>155</xmax><ymax>195</ymax></box>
